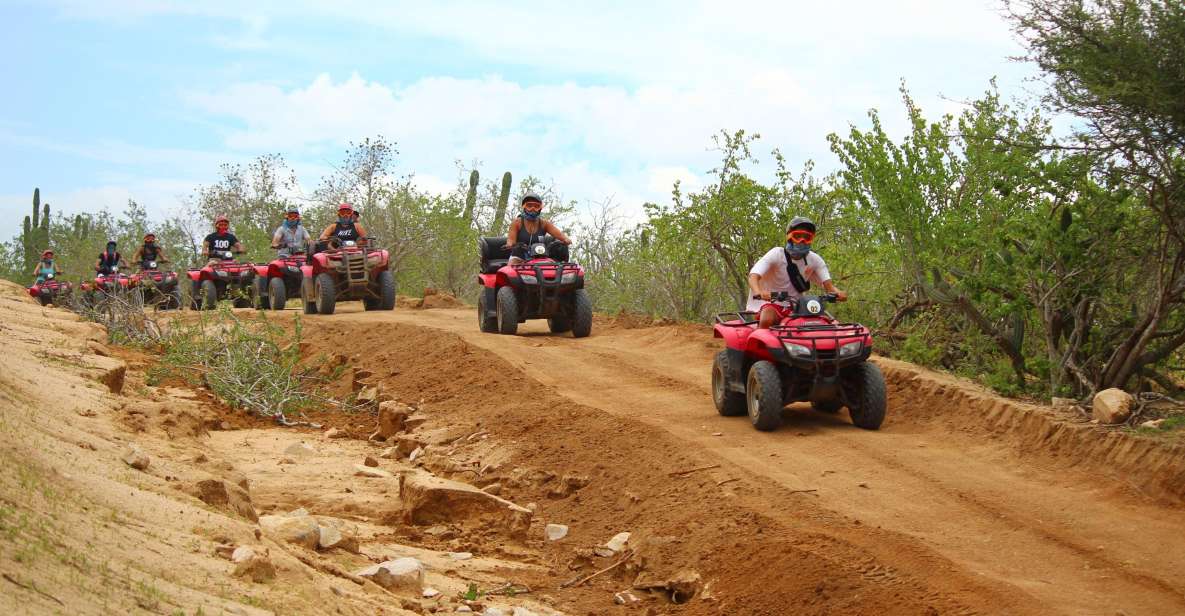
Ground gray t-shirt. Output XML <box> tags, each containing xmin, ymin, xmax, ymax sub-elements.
<box><xmin>272</xmin><ymin>224</ymin><xmax>311</xmax><ymax>256</ymax></box>
<box><xmin>747</xmin><ymin>248</ymin><xmax>831</xmax><ymax>312</ymax></box>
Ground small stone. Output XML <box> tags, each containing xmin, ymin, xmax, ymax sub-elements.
<box><xmin>219</xmin><ymin>421</ymin><xmax>231</xmax><ymax>431</ymax></box>
<box><xmin>379</xmin><ymin>447</ymin><xmax>399</xmax><ymax>459</ymax></box>
<box><xmin>1051</xmin><ymin>397</ymin><xmax>1077</xmax><ymax>408</ymax></box>
<box><xmin>481</xmin><ymin>483</ymin><xmax>502</xmax><ymax>496</ymax></box>
<box><xmin>354</xmin><ymin>464</ymin><xmax>392</xmax><ymax>478</ymax></box>
<box><xmin>545</xmin><ymin>524</ymin><xmax>568</xmax><ymax>541</ymax></box>
<box><xmin>371</xmin><ymin>400</ymin><xmax>410</xmax><ymax>440</ymax></box>
<box><xmin>1141</xmin><ymin>418</ymin><xmax>1166</xmax><ymax>429</ymax></box>
<box><xmin>456</xmin><ymin>607</ymin><xmax>473</xmax><ymax>614</ymax></box>
<box><xmin>409</xmin><ymin>446</ymin><xmax>424</xmax><ymax>462</ymax></box>
<box><xmin>192</xmin><ymin>453</ymin><xmax>209</xmax><ymax>463</ymax></box>
<box><xmin>193</xmin><ymin>479</ymin><xmax>258</xmax><ymax>522</ymax></box>
<box><xmin>483</xmin><ymin>608</ymin><xmax>506</xmax><ymax>616</ymax></box>
<box><xmin>284</xmin><ymin>442</ymin><xmax>315</xmax><ymax>457</ymax></box>
<box><xmin>511</xmin><ymin>609</ymin><xmax>538</xmax><ymax>616</ymax></box>
<box><xmin>614</xmin><ymin>591</ymin><xmax>640</xmax><ymax>605</ymax></box>
<box><xmin>121</xmin><ymin>446</ymin><xmax>150</xmax><ymax>470</ymax></box>
<box><xmin>259</xmin><ymin>514</ymin><xmax>320</xmax><ymax>549</ymax></box>
<box><xmin>1093</xmin><ymin>388</ymin><xmax>1134</xmax><ymax>424</ymax></box>
<box><xmin>422</xmin><ymin>587</ymin><xmax>440</xmax><ymax>598</ymax></box>
<box><xmin>325</xmin><ymin>427</ymin><xmax>348</xmax><ymax>439</ymax></box>
<box><xmin>594</xmin><ymin>547</ymin><xmax>615</xmax><ymax>557</ymax></box>
<box><xmin>230</xmin><ymin>545</ymin><xmax>256</xmax><ymax>563</ymax></box>
<box><xmin>449</xmin><ymin>551</ymin><xmax>473</xmax><ymax>560</ymax></box>
<box><xmin>233</xmin><ymin>553</ymin><xmax>276</xmax><ymax>583</ymax></box>
<box><xmin>355</xmin><ymin>557</ymin><xmax>424</xmax><ymax>592</ymax></box>
<box><xmin>317</xmin><ymin>524</ymin><xmax>343</xmax><ymax>550</ymax></box>
<box><xmin>605</xmin><ymin>531</ymin><xmax>630</xmax><ymax>553</ymax></box>
<box><xmin>279</xmin><ymin>457</ymin><xmax>296</xmax><ymax>465</ymax></box>
<box><xmin>711</xmin><ymin>432</ymin><xmax>723</xmax><ymax>436</ymax></box>
<box><xmin>364</xmin><ymin>455</ymin><xmax>379</xmax><ymax>467</ymax></box>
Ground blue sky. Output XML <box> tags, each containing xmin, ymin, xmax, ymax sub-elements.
<box><xmin>0</xmin><ymin>0</ymin><xmax>1038</xmax><ymax>230</ymax></box>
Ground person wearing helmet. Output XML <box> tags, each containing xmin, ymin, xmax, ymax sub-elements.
<box><xmin>95</xmin><ymin>241</ymin><xmax>126</xmax><ymax>275</ymax></box>
<box><xmin>503</xmin><ymin>192</ymin><xmax>571</xmax><ymax>263</ymax></box>
<box><xmin>271</xmin><ymin>207</ymin><xmax>311</xmax><ymax>257</ymax></box>
<box><xmin>132</xmin><ymin>233</ymin><xmax>171</xmax><ymax>270</ymax></box>
<box><xmin>31</xmin><ymin>249</ymin><xmax>60</xmax><ymax>283</ymax></box>
<box><xmin>203</xmin><ymin>215</ymin><xmax>244</xmax><ymax>264</ymax></box>
<box><xmin>317</xmin><ymin>203</ymin><xmax>367</xmax><ymax>247</ymax></box>
<box><xmin>748</xmin><ymin>216</ymin><xmax>847</xmax><ymax>328</ymax></box>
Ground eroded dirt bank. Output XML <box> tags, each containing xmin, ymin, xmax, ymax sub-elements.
<box><xmin>2</xmin><ymin>283</ymin><xmax>1183</xmax><ymax>615</ymax></box>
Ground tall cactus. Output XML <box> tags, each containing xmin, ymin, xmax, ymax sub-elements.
<box><xmin>21</xmin><ymin>188</ymin><xmax>49</xmax><ymax>270</ymax></box>
<box><xmin>463</xmin><ymin>170</ymin><xmax>479</xmax><ymax>223</ymax></box>
<box><xmin>491</xmin><ymin>171</ymin><xmax>512</xmax><ymax>234</ymax></box>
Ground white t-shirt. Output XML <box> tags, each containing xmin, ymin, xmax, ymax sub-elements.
<box><xmin>746</xmin><ymin>248</ymin><xmax>832</xmax><ymax>312</ymax></box>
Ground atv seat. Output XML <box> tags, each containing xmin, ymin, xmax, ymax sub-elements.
<box><xmin>479</xmin><ymin>237</ymin><xmax>512</xmax><ymax>274</ymax></box>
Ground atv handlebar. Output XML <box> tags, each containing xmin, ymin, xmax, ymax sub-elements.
<box><xmin>754</xmin><ymin>292</ymin><xmax>840</xmax><ymax>303</ymax></box>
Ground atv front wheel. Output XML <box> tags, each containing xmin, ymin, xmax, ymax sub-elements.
<box><xmin>252</xmin><ymin>276</ymin><xmax>270</xmax><ymax>310</ymax></box>
<box><xmin>746</xmin><ymin>360</ymin><xmax>784</xmax><ymax>431</ymax></box>
<box><xmin>713</xmin><ymin>351</ymin><xmax>746</xmax><ymax>416</ymax></box>
<box><xmin>571</xmin><ymin>289</ymin><xmax>593</xmax><ymax>338</ymax></box>
<box><xmin>812</xmin><ymin>400</ymin><xmax>844</xmax><ymax>414</ymax></box>
<box><xmin>315</xmin><ymin>273</ymin><xmax>336</xmax><ymax>315</ymax></box>
<box><xmin>496</xmin><ymin>286</ymin><xmax>519</xmax><ymax>335</ymax></box>
<box><xmin>302</xmin><ymin>278</ymin><xmax>317</xmax><ymax>314</ymax></box>
<box><xmin>844</xmin><ymin>362</ymin><xmax>886</xmax><ymax>430</ymax></box>
<box><xmin>377</xmin><ymin>270</ymin><xmax>396</xmax><ymax>310</ymax></box>
<box><xmin>201</xmin><ymin>279</ymin><xmax>218</xmax><ymax>310</ymax></box>
<box><xmin>168</xmin><ymin>286</ymin><xmax>182</xmax><ymax>310</ymax></box>
<box><xmin>269</xmin><ymin>277</ymin><xmax>287</xmax><ymax>311</ymax></box>
<box><xmin>547</xmin><ymin>315</ymin><xmax>571</xmax><ymax>333</ymax></box>
<box><xmin>477</xmin><ymin>291</ymin><xmax>498</xmax><ymax>333</ymax></box>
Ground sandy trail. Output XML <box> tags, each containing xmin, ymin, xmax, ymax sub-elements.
<box><xmin>321</xmin><ymin>304</ymin><xmax>1185</xmax><ymax>616</ymax></box>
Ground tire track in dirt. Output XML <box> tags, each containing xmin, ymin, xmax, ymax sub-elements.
<box><xmin>303</xmin><ymin>305</ymin><xmax>1185</xmax><ymax>615</ymax></box>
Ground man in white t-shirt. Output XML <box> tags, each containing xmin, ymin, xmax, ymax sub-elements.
<box><xmin>748</xmin><ymin>216</ymin><xmax>848</xmax><ymax>328</ymax></box>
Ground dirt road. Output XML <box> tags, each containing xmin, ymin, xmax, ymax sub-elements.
<box><xmin>317</xmin><ymin>303</ymin><xmax>1185</xmax><ymax>615</ymax></box>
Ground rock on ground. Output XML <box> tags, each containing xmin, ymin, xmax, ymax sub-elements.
<box><xmin>1093</xmin><ymin>388</ymin><xmax>1134</xmax><ymax>424</ymax></box>
<box><xmin>355</xmin><ymin>557</ymin><xmax>424</xmax><ymax>592</ymax></box>
<box><xmin>354</xmin><ymin>464</ymin><xmax>393</xmax><ymax>478</ymax></box>
<box><xmin>399</xmin><ymin>471</ymin><xmax>533</xmax><ymax>539</ymax></box>
<box><xmin>545</xmin><ymin>524</ymin><xmax>568</xmax><ymax>541</ymax></box>
<box><xmin>371</xmin><ymin>400</ymin><xmax>411</xmax><ymax>440</ymax></box>
<box><xmin>259</xmin><ymin>513</ymin><xmax>320</xmax><ymax>550</ymax></box>
<box><xmin>284</xmin><ymin>442</ymin><xmax>315</xmax><ymax>457</ymax></box>
<box><xmin>605</xmin><ymin>531</ymin><xmax>630</xmax><ymax>553</ymax></box>
<box><xmin>233</xmin><ymin>552</ymin><xmax>276</xmax><ymax>583</ymax></box>
<box><xmin>121</xmin><ymin>445</ymin><xmax>150</xmax><ymax>470</ymax></box>
<box><xmin>193</xmin><ymin>479</ymin><xmax>258</xmax><ymax>522</ymax></box>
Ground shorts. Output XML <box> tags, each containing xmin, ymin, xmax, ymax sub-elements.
<box><xmin>758</xmin><ymin>302</ymin><xmax>794</xmax><ymax>320</ymax></box>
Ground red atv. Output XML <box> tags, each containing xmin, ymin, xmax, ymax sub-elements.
<box><xmin>130</xmin><ymin>261</ymin><xmax>182</xmax><ymax>310</ymax></box>
<box><xmin>252</xmin><ymin>252</ymin><xmax>308</xmax><ymax>311</ymax></box>
<box><xmin>27</xmin><ymin>275</ymin><xmax>72</xmax><ymax>306</ymax></box>
<box><xmin>301</xmin><ymin>238</ymin><xmax>395</xmax><ymax>315</ymax></box>
<box><xmin>186</xmin><ymin>251</ymin><xmax>257</xmax><ymax>310</ymax></box>
<box><xmin>477</xmin><ymin>237</ymin><xmax>591</xmax><ymax>337</ymax></box>
<box><xmin>82</xmin><ymin>270</ymin><xmax>133</xmax><ymax>297</ymax></box>
<box><xmin>712</xmin><ymin>292</ymin><xmax>885</xmax><ymax>431</ymax></box>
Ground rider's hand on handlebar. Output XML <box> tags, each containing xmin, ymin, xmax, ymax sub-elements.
<box><xmin>834</xmin><ymin>290</ymin><xmax>849</xmax><ymax>302</ymax></box>
<box><xmin>754</xmin><ymin>291</ymin><xmax>771</xmax><ymax>301</ymax></box>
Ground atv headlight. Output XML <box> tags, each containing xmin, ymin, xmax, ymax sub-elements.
<box><xmin>288</xmin><ymin>266</ymin><xmax>300</xmax><ymax>272</ymax></box>
<box><xmin>561</xmin><ymin>272</ymin><xmax>576</xmax><ymax>284</ymax></box>
<box><xmin>783</xmin><ymin>342</ymin><xmax>813</xmax><ymax>358</ymax></box>
<box><xmin>520</xmin><ymin>274</ymin><xmax>537</xmax><ymax>284</ymax></box>
<box><xmin>839</xmin><ymin>340</ymin><xmax>863</xmax><ymax>358</ymax></box>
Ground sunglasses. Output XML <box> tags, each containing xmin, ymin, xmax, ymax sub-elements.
<box><xmin>789</xmin><ymin>230</ymin><xmax>815</xmax><ymax>244</ymax></box>
<box><xmin>338</xmin><ymin>210</ymin><xmax>352</xmax><ymax>216</ymax></box>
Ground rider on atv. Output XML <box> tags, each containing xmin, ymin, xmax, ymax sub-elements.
<box><xmin>748</xmin><ymin>217</ymin><xmax>847</xmax><ymax>328</ymax></box>
<box><xmin>317</xmin><ymin>203</ymin><xmax>368</xmax><ymax>250</ymax></box>
<box><xmin>203</xmin><ymin>215</ymin><xmax>244</xmax><ymax>265</ymax></box>
<box><xmin>31</xmin><ymin>250</ymin><xmax>59</xmax><ymax>283</ymax></box>
<box><xmin>503</xmin><ymin>192</ymin><xmax>572</xmax><ymax>262</ymax></box>
<box><xmin>272</xmin><ymin>207</ymin><xmax>311</xmax><ymax>257</ymax></box>
<box><xmin>132</xmin><ymin>233</ymin><xmax>171</xmax><ymax>270</ymax></box>
<box><xmin>95</xmin><ymin>241</ymin><xmax>126</xmax><ymax>275</ymax></box>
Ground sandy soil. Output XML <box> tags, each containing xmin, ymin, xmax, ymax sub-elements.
<box><xmin>2</xmin><ymin>283</ymin><xmax>1183</xmax><ymax>616</ymax></box>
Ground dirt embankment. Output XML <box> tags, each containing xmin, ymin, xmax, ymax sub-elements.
<box><xmin>3</xmin><ymin>283</ymin><xmax>1185</xmax><ymax>615</ymax></box>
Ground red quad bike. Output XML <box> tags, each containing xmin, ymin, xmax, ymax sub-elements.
<box><xmin>130</xmin><ymin>260</ymin><xmax>182</xmax><ymax>310</ymax></box>
<box><xmin>712</xmin><ymin>292</ymin><xmax>886</xmax><ymax>431</ymax></box>
<box><xmin>82</xmin><ymin>270</ymin><xmax>133</xmax><ymax>302</ymax></box>
<box><xmin>301</xmin><ymin>238</ymin><xmax>395</xmax><ymax>315</ymax></box>
<box><xmin>186</xmin><ymin>250</ymin><xmax>257</xmax><ymax>310</ymax></box>
<box><xmin>27</xmin><ymin>274</ymin><xmax>72</xmax><ymax>306</ymax></box>
<box><xmin>476</xmin><ymin>237</ymin><xmax>591</xmax><ymax>337</ymax></box>
<box><xmin>252</xmin><ymin>251</ymin><xmax>309</xmax><ymax>311</ymax></box>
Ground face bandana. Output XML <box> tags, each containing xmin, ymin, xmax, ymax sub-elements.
<box><xmin>521</xmin><ymin>209</ymin><xmax>541</xmax><ymax>221</ymax></box>
<box><xmin>338</xmin><ymin>216</ymin><xmax>352</xmax><ymax>224</ymax></box>
<box><xmin>285</xmin><ymin>219</ymin><xmax>299</xmax><ymax>228</ymax></box>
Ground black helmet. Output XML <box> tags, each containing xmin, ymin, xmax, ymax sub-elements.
<box><xmin>788</xmin><ymin>216</ymin><xmax>816</xmax><ymax>233</ymax></box>
<box><xmin>521</xmin><ymin>192</ymin><xmax>543</xmax><ymax>206</ymax></box>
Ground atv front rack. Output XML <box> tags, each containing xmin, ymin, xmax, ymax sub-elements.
<box><xmin>714</xmin><ymin>311</ymin><xmax>759</xmax><ymax>325</ymax></box>
<box><xmin>771</xmin><ymin>322</ymin><xmax>867</xmax><ymax>361</ymax></box>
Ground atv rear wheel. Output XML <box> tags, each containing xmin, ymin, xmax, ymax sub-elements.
<box><xmin>746</xmin><ymin>360</ymin><xmax>784</xmax><ymax>431</ymax></box>
<box><xmin>844</xmin><ymin>362</ymin><xmax>886</xmax><ymax>430</ymax></box>
<box><xmin>302</xmin><ymin>278</ymin><xmax>317</xmax><ymax>314</ymax></box>
<box><xmin>252</xmin><ymin>276</ymin><xmax>270</xmax><ymax>310</ymax></box>
<box><xmin>315</xmin><ymin>273</ymin><xmax>336</xmax><ymax>315</ymax></box>
<box><xmin>201</xmin><ymin>279</ymin><xmax>218</xmax><ymax>310</ymax></box>
<box><xmin>571</xmin><ymin>289</ymin><xmax>593</xmax><ymax>338</ymax></box>
<box><xmin>377</xmin><ymin>270</ymin><xmax>396</xmax><ymax>310</ymax></box>
<box><xmin>269</xmin><ymin>277</ymin><xmax>287</xmax><ymax>311</ymax></box>
<box><xmin>547</xmin><ymin>315</ymin><xmax>571</xmax><ymax>333</ymax></box>
<box><xmin>37</xmin><ymin>294</ymin><xmax>49</xmax><ymax>307</ymax></box>
<box><xmin>812</xmin><ymin>400</ymin><xmax>844</xmax><ymax>414</ymax></box>
<box><xmin>477</xmin><ymin>291</ymin><xmax>498</xmax><ymax>333</ymax></box>
<box><xmin>496</xmin><ymin>286</ymin><xmax>519</xmax><ymax>335</ymax></box>
<box><xmin>712</xmin><ymin>351</ymin><xmax>747</xmax><ymax>416</ymax></box>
